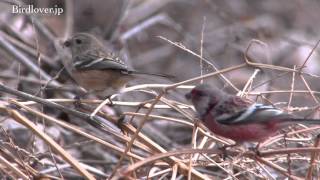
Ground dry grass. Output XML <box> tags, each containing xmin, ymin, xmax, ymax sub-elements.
<box><xmin>1</xmin><ymin>0</ymin><xmax>320</xmax><ymax>179</ymax></box>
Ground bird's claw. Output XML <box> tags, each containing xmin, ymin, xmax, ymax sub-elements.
<box><xmin>116</xmin><ymin>115</ymin><xmax>126</xmax><ymax>133</ymax></box>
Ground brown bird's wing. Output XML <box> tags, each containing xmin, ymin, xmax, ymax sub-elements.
<box><xmin>75</xmin><ymin>54</ymin><xmax>173</xmax><ymax>78</ymax></box>
<box><xmin>73</xmin><ymin>53</ymin><xmax>129</xmax><ymax>72</ymax></box>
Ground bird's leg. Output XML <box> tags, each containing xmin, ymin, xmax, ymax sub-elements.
<box><xmin>116</xmin><ymin>100</ymin><xmax>153</xmax><ymax>134</ymax></box>
<box><xmin>72</xmin><ymin>87</ymin><xmax>90</xmax><ymax>108</ymax></box>
<box><xmin>193</xmin><ymin>118</ymin><xmax>202</xmax><ymax>128</ymax></box>
<box><xmin>248</xmin><ymin>143</ymin><xmax>261</xmax><ymax>156</ymax></box>
<box><xmin>219</xmin><ymin>143</ymin><xmax>238</xmax><ymax>160</ymax></box>
<box><xmin>125</xmin><ymin>99</ymin><xmax>153</xmax><ymax>124</ymax></box>
<box><xmin>104</xmin><ymin>95</ymin><xmax>114</xmax><ymax>106</ymax></box>
<box><xmin>74</xmin><ymin>94</ymin><xmax>81</xmax><ymax>107</ymax></box>
<box><xmin>73</xmin><ymin>90</ymin><xmax>102</xmax><ymax>114</ymax></box>
<box><xmin>107</xmin><ymin>94</ymin><xmax>126</xmax><ymax>133</ymax></box>
<box><xmin>221</xmin><ymin>143</ymin><xmax>238</xmax><ymax>149</ymax></box>
<box><xmin>73</xmin><ymin>92</ymin><xmax>88</xmax><ymax>109</ymax></box>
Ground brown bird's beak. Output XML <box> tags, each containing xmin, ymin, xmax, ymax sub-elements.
<box><xmin>63</xmin><ymin>39</ymin><xmax>72</xmax><ymax>48</ymax></box>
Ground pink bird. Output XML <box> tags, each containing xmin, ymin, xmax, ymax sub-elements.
<box><xmin>185</xmin><ymin>84</ymin><xmax>320</xmax><ymax>143</ymax></box>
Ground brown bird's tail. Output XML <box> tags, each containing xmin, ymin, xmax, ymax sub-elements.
<box><xmin>128</xmin><ymin>70</ymin><xmax>175</xmax><ymax>79</ymax></box>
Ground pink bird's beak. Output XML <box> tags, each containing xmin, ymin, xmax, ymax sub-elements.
<box><xmin>185</xmin><ymin>92</ymin><xmax>192</xmax><ymax>100</ymax></box>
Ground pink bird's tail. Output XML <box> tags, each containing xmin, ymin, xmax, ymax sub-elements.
<box><xmin>290</xmin><ymin>118</ymin><xmax>320</xmax><ymax>124</ymax></box>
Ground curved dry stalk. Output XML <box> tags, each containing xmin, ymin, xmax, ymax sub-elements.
<box><xmin>244</xmin><ymin>39</ymin><xmax>320</xmax><ymax>79</ymax></box>
<box><xmin>158</xmin><ymin>36</ymin><xmax>240</xmax><ymax>91</ymax></box>
<box><xmin>0</xmin><ymin>155</ymin><xmax>30</xmax><ymax>180</ymax></box>
<box><xmin>9</xmin><ymin>99</ymin><xmax>145</xmax><ymax>160</ymax></box>
<box><xmin>4</xmin><ymin>107</ymin><xmax>95</xmax><ymax>180</ymax></box>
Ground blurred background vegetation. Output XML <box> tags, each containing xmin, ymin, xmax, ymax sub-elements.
<box><xmin>1</xmin><ymin>0</ymin><xmax>320</xmax><ymax>179</ymax></box>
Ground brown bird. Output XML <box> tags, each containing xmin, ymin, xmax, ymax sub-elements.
<box><xmin>63</xmin><ymin>33</ymin><xmax>170</xmax><ymax>97</ymax></box>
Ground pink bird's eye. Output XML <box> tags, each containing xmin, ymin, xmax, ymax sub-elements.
<box><xmin>192</xmin><ymin>89</ymin><xmax>205</xmax><ymax>97</ymax></box>
<box><xmin>75</xmin><ymin>38</ymin><xmax>82</xmax><ymax>44</ymax></box>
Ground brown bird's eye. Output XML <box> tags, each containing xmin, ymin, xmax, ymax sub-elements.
<box><xmin>75</xmin><ymin>39</ymin><xmax>82</xmax><ymax>44</ymax></box>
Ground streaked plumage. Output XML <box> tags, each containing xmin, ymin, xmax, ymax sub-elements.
<box><xmin>63</xmin><ymin>33</ymin><xmax>170</xmax><ymax>96</ymax></box>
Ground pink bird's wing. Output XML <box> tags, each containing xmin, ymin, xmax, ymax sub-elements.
<box><xmin>215</xmin><ymin>96</ymin><xmax>292</xmax><ymax>125</ymax></box>
<box><xmin>212</xmin><ymin>96</ymin><xmax>252</xmax><ymax>117</ymax></box>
